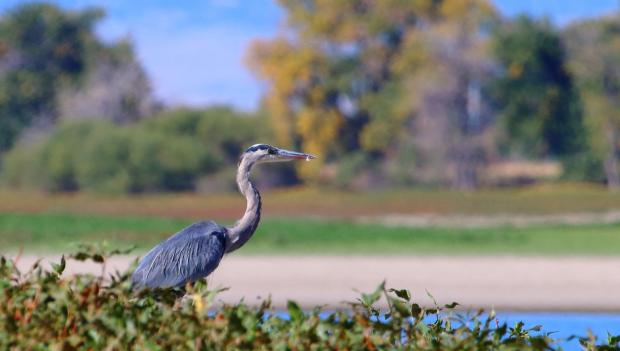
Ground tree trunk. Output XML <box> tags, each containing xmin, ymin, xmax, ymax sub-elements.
<box><xmin>454</xmin><ymin>145</ymin><xmax>477</xmax><ymax>190</ymax></box>
<box><xmin>453</xmin><ymin>76</ymin><xmax>480</xmax><ymax>190</ymax></box>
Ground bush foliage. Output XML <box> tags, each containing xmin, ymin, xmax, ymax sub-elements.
<box><xmin>5</xmin><ymin>2</ymin><xmax>620</xmax><ymax>190</ymax></box>
<box><xmin>1</xmin><ymin>107</ymin><xmax>267</xmax><ymax>193</ymax></box>
<box><xmin>1</xmin><ymin>247</ymin><xmax>617</xmax><ymax>350</ymax></box>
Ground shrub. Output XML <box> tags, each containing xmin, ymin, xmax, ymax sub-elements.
<box><xmin>126</xmin><ymin>130</ymin><xmax>213</xmax><ymax>192</ymax></box>
<box><xmin>75</xmin><ymin>124</ymin><xmax>131</xmax><ymax>193</ymax></box>
<box><xmin>1</xmin><ymin>246</ymin><xmax>617</xmax><ymax>350</ymax></box>
<box><xmin>42</xmin><ymin>121</ymin><xmax>104</xmax><ymax>191</ymax></box>
<box><xmin>0</xmin><ymin>141</ymin><xmax>47</xmax><ymax>189</ymax></box>
<box><xmin>332</xmin><ymin>152</ymin><xmax>373</xmax><ymax>190</ymax></box>
<box><xmin>145</xmin><ymin>106</ymin><xmax>270</xmax><ymax>163</ymax></box>
<box><xmin>195</xmin><ymin>106</ymin><xmax>267</xmax><ymax>162</ymax></box>
<box><xmin>143</xmin><ymin>108</ymin><xmax>206</xmax><ymax>137</ymax></box>
<box><xmin>0</xmin><ymin>106</ymin><xmax>268</xmax><ymax>193</ymax></box>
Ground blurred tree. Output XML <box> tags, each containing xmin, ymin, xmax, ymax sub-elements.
<box><xmin>41</xmin><ymin>121</ymin><xmax>103</xmax><ymax>191</ymax></box>
<box><xmin>0</xmin><ymin>106</ymin><xmax>270</xmax><ymax>193</ymax></box>
<box><xmin>0</xmin><ymin>3</ymin><xmax>101</xmax><ymax>151</ymax></box>
<box><xmin>249</xmin><ymin>0</ymin><xmax>497</xmax><ymax>188</ymax></box>
<box><xmin>405</xmin><ymin>0</ymin><xmax>497</xmax><ymax>188</ymax></box>
<box><xmin>0</xmin><ymin>140</ymin><xmax>47</xmax><ymax>188</ymax></box>
<box><xmin>0</xmin><ymin>3</ymin><xmax>155</xmax><ymax>153</ymax></box>
<box><xmin>144</xmin><ymin>106</ymin><xmax>270</xmax><ymax>163</ymax></box>
<box><xmin>565</xmin><ymin>16</ymin><xmax>620</xmax><ymax>189</ymax></box>
<box><xmin>141</xmin><ymin>134</ymin><xmax>205</xmax><ymax>192</ymax></box>
<box><xmin>248</xmin><ymin>1</ymin><xmax>439</xmax><ymax>181</ymax></box>
<box><xmin>74</xmin><ymin>122</ymin><xmax>131</xmax><ymax>193</ymax></box>
<box><xmin>58</xmin><ymin>40</ymin><xmax>157</xmax><ymax>124</ymax></box>
<box><xmin>491</xmin><ymin>16</ymin><xmax>585</xmax><ymax>159</ymax></box>
<box><xmin>196</xmin><ymin>106</ymin><xmax>269</xmax><ymax>162</ymax></box>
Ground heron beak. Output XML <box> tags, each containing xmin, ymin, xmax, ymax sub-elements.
<box><xmin>275</xmin><ymin>148</ymin><xmax>316</xmax><ymax>161</ymax></box>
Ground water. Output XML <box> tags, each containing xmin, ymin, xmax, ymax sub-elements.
<box><xmin>499</xmin><ymin>312</ymin><xmax>620</xmax><ymax>350</ymax></box>
<box><xmin>273</xmin><ymin>310</ymin><xmax>619</xmax><ymax>350</ymax></box>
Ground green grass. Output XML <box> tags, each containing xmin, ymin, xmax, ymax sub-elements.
<box><xmin>1</xmin><ymin>212</ymin><xmax>619</xmax><ymax>255</ymax></box>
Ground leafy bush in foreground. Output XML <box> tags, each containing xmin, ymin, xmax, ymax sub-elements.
<box><xmin>0</xmin><ymin>247</ymin><xmax>617</xmax><ymax>350</ymax></box>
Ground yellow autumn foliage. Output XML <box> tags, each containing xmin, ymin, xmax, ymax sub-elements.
<box><xmin>247</xmin><ymin>0</ymin><xmax>497</xmax><ymax>182</ymax></box>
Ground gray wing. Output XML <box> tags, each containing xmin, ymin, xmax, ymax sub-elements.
<box><xmin>131</xmin><ymin>221</ymin><xmax>227</xmax><ymax>289</ymax></box>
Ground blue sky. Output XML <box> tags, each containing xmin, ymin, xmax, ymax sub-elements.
<box><xmin>0</xmin><ymin>0</ymin><xmax>618</xmax><ymax>111</ymax></box>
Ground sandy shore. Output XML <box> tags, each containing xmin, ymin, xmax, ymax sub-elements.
<box><xmin>11</xmin><ymin>255</ymin><xmax>620</xmax><ymax>312</ymax></box>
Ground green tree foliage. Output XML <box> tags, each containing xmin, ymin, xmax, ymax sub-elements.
<box><xmin>3</xmin><ymin>1</ymin><xmax>616</xmax><ymax>191</ymax></box>
<box><xmin>491</xmin><ymin>16</ymin><xmax>585</xmax><ymax>159</ymax></box>
<box><xmin>248</xmin><ymin>0</ymin><xmax>434</xmax><ymax>180</ymax></box>
<box><xmin>43</xmin><ymin>121</ymin><xmax>102</xmax><ymax>191</ymax></box>
<box><xmin>1</xmin><ymin>107</ymin><xmax>266</xmax><ymax>193</ymax></box>
<box><xmin>128</xmin><ymin>131</ymin><xmax>207</xmax><ymax>192</ymax></box>
<box><xmin>3</xmin><ymin>248</ymin><xmax>614</xmax><ymax>350</ymax></box>
<box><xmin>564</xmin><ymin>16</ymin><xmax>620</xmax><ymax>188</ymax></box>
<box><xmin>145</xmin><ymin>106</ymin><xmax>269</xmax><ymax>164</ymax></box>
<box><xmin>0</xmin><ymin>140</ymin><xmax>46</xmax><ymax>189</ymax></box>
<box><xmin>0</xmin><ymin>3</ymin><xmax>102</xmax><ymax>152</ymax></box>
<box><xmin>0</xmin><ymin>3</ymin><xmax>155</xmax><ymax>155</ymax></box>
<box><xmin>75</xmin><ymin>123</ymin><xmax>132</xmax><ymax>192</ymax></box>
<box><xmin>249</xmin><ymin>0</ymin><xmax>498</xmax><ymax>186</ymax></box>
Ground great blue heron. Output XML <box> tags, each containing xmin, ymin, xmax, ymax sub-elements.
<box><xmin>131</xmin><ymin>144</ymin><xmax>315</xmax><ymax>289</ymax></box>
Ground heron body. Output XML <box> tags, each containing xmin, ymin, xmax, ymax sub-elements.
<box><xmin>131</xmin><ymin>221</ymin><xmax>227</xmax><ymax>289</ymax></box>
<box><xmin>131</xmin><ymin>144</ymin><xmax>314</xmax><ymax>289</ymax></box>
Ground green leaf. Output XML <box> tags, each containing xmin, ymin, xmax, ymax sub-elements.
<box><xmin>425</xmin><ymin>308</ymin><xmax>438</xmax><ymax>315</ymax></box>
<box><xmin>51</xmin><ymin>255</ymin><xmax>66</xmax><ymax>275</ymax></box>
<box><xmin>529</xmin><ymin>324</ymin><xmax>543</xmax><ymax>332</ymax></box>
<box><xmin>360</xmin><ymin>282</ymin><xmax>384</xmax><ymax>307</ymax></box>
<box><xmin>392</xmin><ymin>300</ymin><xmax>411</xmax><ymax>317</ymax></box>
<box><xmin>109</xmin><ymin>246</ymin><xmax>136</xmax><ymax>256</ymax></box>
<box><xmin>87</xmin><ymin>329</ymin><xmax>100</xmax><ymax>343</ymax></box>
<box><xmin>608</xmin><ymin>333</ymin><xmax>620</xmax><ymax>345</ymax></box>
<box><xmin>287</xmin><ymin>300</ymin><xmax>303</xmax><ymax>322</ymax></box>
<box><xmin>411</xmin><ymin>303</ymin><xmax>422</xmax><ymax>317</ymax></box>
<box><xmin>389</xmin><ymin>288</ymin><xmax>411</xmax><ymax>301</ymax></box>
<box><xmin>444</xmin><ymin>302</ymin><xmax>459</xmax><ymax>309</ymax></box>
<box><xmin>71</xmin><ymin>252</ymin><xmax>89</xmax><ymax>261</ymax></box>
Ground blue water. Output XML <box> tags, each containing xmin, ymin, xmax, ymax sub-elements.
<box><xmin>274</xmin><ymin>311</ymin><xmax>620</xmax><ymax>350</ymax></box>
<box><xmin>498</xmin><ymin>312</ymin><xmax>620</xmax><ymax>350</ymax></box>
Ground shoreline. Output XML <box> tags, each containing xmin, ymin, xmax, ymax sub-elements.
<box><xmin>9</xmin><ymin>254</ymin><xmax>620</xmax><ymax>312</ymax></box>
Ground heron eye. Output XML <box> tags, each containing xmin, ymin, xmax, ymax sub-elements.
<box><xmin>268</xmin><ymin>148</ymin><xmax>276</xmax><ymax>155</ymax></box>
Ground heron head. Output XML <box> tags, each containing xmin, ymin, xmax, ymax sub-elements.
<box><xmin>243</xmin><ymin>144</ymin><xmax>316</xmax><ymax>164</ymax></box>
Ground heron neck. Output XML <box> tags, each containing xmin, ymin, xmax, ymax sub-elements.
<box><xmin>225</xmin><ymin>157</ymin><xmax>261</xmax><ymax>253</ymax></box>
